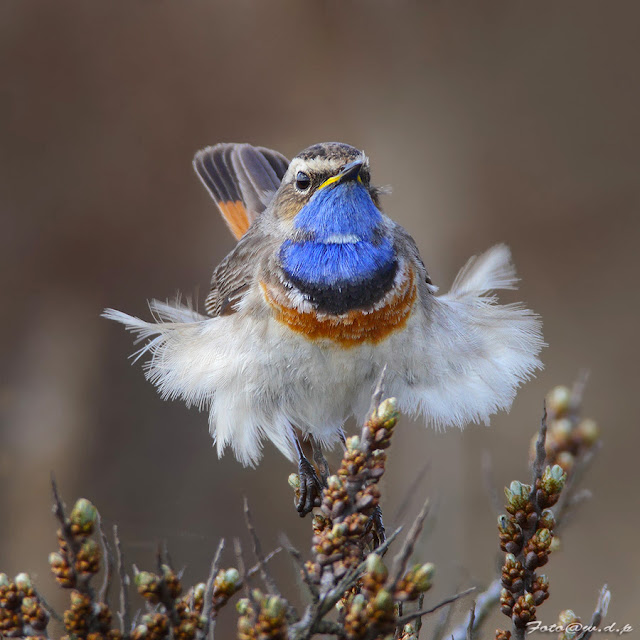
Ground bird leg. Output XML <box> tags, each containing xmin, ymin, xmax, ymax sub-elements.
<box><xmin>311</xmin><ymin>439</ymin><xmax>330</xmax><ymax>485</ymax></box>
<box><xmin>294</xmin><ymin>437</ymin><xmax>323</xmax><ymax>517</ymax></box>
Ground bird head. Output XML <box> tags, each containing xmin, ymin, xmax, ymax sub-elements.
<box><xmin>270</xmin><ymin>142</ymin><xmax>398</xmax><ymax>314</ymax></box>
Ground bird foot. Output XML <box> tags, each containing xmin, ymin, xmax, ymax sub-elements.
<box><xmin>296</xmin><ymin>454</ymin><xmax>323</xmax><ymax>517</ymax></box>
<box><xmin>370</xmin><ymin>505</ymin><xmax>387</xmax><ymax>548</ymax></box>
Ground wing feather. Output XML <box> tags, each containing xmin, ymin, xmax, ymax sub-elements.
<box><xmin>193</xmin><ymin>143</ymin><xmax>289</xmax><ymax>240</ymax></box>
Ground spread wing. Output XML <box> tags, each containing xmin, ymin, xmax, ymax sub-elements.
<box><xmin>193</xmin><ymin>143</ymin><xmax>289</xmax><ymax>240</ymax></box>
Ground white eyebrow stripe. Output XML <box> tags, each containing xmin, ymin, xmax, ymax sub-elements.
<box><xmin>323</xmin><ymin>233</ymin><xmax>362</xmax><ymax>244</ymax></box>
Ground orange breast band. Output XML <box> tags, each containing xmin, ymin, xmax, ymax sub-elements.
<box><xmin>261</xmin><ymin>268</ymin><xmax>417</xmax><ymax>347</ymax></box>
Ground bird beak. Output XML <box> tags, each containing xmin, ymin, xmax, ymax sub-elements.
<box><xmin>317</xmin><ymin>159</ymin><xmax>364</xmax><ymax>191</ymax></box>
<box><xmin>337</xmin><ymin>159</ymin><xmax>363</xmax><ymax>183</ymax></box>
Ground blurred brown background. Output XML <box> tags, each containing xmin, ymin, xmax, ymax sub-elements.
<box><xmin>2</xmin><ymin>1</ymin><xmax>639</xmax><ymax>636</ymax></box>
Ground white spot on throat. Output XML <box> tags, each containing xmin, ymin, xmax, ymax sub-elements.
<box><xmin>323</xmin><ymin>233</ymin><xmax>361</xmax><ymax>244</ymax></box>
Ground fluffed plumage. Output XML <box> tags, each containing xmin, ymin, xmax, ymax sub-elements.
<box><xmin>104</xmin><ymin>142</ymin><xmax>543</xmax><ymax>467</ymax></box>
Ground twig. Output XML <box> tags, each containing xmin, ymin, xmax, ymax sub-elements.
<box><xmin>33</xmin><ymin>588</ymin><xmax>63</xmax><ymax>624</ymax></box>
<box><xmin>368</xmin><ymin>364</ymin><xmax>388</xmax><ymax>416</ymax></box>
<box><xmin>50</xmin><ymin>475</ymin><xmax>79</xmax><ymax>587</ymax></box>
<box><xmin>392</xmin><ymin>460</ymin><xmax>431</xmax><ymax>524</ymax></box>
<box><xmin>98</xmin><ymin>513</ymin><xmax>114</xmax><ymax>604</ymax></box>
<box><xmin>531</xmin><ymin>404</ymin><xmax>548</xmax><ymax>489</ymax></box>
<box><xmin>113</xmin><ymin>525</ymin><xmax>131</xmax><ymax>637</ymax></box>
<box><xmin>395</xmin><ymin>586</ymin><xmax>476</xmax><ymax>626</ymax></box>
<box><xmin>243</xmin><ymin>497</ymin><xmax>281</xmax><ymax>597</ymax></box>
<box><xmin>575</xmin><ymin>585</ymin><xmax>611</xmax><ymax>640</ymax></box>
<box><xmin>466</xmin><ymin>603</ymin><xmax>476</xmax><ymax>640</ymax></box>
<box><xmin>390</xmin><ymin>498</ymin><xmax>430</xmax><ymax>587</ymax></box>
<box><xmin>569</xmin><ymin>370</ymin><xmax>590</xmax><ymax>415</ymax></box>
<box><xmin>232</xmin><ymin>538</ymin><xmax>249</xmax><ymax>598</ymax></box>
<box><xmin>196</xmin><ymin>538</ymin><xmax>225</xmax><ymax>640</ymax></box>
<box><xmin>450</xmin><ymin>580</ymin><xmax>502</xmax><ymax>640</ymax></box>
<box><xmin>315</xmin><ymin>527</ymin><xmax>403</xmax><ymax>619</ymax></box>
<box><xmin>554</xmin><ymin>444</ymin><xmax>601</xmax><ymax>531</ymax></box>
<box><xmin>280</xmin><ymin>534</ymin><xmax>319</xmax><ymax>601</ymax></box>
<box><xmin>246</xmin><ymin>547</ymin><xmax>282</xmax><ymax>581</ymax></box>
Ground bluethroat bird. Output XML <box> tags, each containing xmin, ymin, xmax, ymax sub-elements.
<box><xmin>104</xmin><ymin>142</ymin><xmax>543</xmax><ymax>515</ymax></box>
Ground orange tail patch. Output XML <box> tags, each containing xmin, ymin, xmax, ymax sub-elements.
<box><xmin>218</xmin><ymin>200</ymin><xmax>250</xmax><ymax>240</ymax></box>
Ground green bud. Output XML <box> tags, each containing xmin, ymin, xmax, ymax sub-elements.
<box><xmin>539</xmin><ymin>509</ymin><xmax>556</xmax><ymax>530</ymax></box>
<box><xmin>535</xmin><ymin>528</ymin><xmax>552</xmax><ymax>549</ymax></box>
<box><xmin>550</xmin><ymin>418</ymin><xmax>573</xmax><ymax>443</ymax></box>
<box><xmin>134</xmin><ymin>571</ymin><xmax>159</xmax><ymax>590</ymax></box>
<box><xmin>70</xmin><ymin>498</ymin><xmax>98</xmax><ymax>531</ymax></box>
<box><xmin>498</xmin><ymin>515</ymin><xmax>519</xmax><ymax>534</ymax></box>
<box><xmin>330</xmin><ymin>522</ymin><xmax>348</xmax><ymax>539</ymax></box>
<box><xmin>576</xmin><ymin>418</ymin><xmax>599</xmax><ymax>445</ymax></box>
<box><xmin>133</xmin><ymin>625</ymin><xmax>148</xmax><ymax>638</ymax></box>
<box><xmin>15</xmin><ymin>573</ymin><xmax>32</xmax><ymax>590</ymax></box>
<box><xmin>237</xmin><ymin>617</ymin><xmax>253</xmax><ymax>633</ymax></box>
<box><xmin>264</xmin><ymin>596</ymin><xmax>286</xmax><ymax>620</ymax></box>
<box><xmin>345</xmin><ymin>435</ymin><xmax>361</xmax><ymax>451</ymax></box>
<box><xmin>541</xmin><ymin>465</ymin><xmax>567</xmax><ymax>494</ymax></box>
<box><xmin>350</xmin><ymin>593</ymin><xmax>366</xmax><ymax>613</ymax></box>
<box><xmin>0</xmin><ymin>573</ymin><xmax>9</xmax><ymax>587</ymax></box>
<box><xmin>505</xmin><ymin>481</ymin><xmax>531</xmax><ymax>510</ymax></box>
<box><xmin>193</xmin><ymin>583</ymin><xmax>206</xmax><ymax>598</ymax></box>
<box><xmin>411</xmin><ymin>563</ymin><xmax>434</xmax><ymax>592</ymax></box>
<box><xmin>223</xmin><ymin>568</ymin><xmax>240</xmax><ymax>587</ymax></box>
<box><xmin>365</xmin><ymin>553</ymin><xmax>388</xmax><ymax>581</ymax></box>
<box><xmin>558</xmin><ymin>609</ymin><xmax>580</xmax><ymax>627</ymax></box>
<box><xmin>251</xmin><ymin>588</ymin><xmax>264</xmax><ymax>604</ymax></box>
<box><xmin>376</xmin><ymin>397</ymin><xmax>399</xmax><ymax>423</ymax></box>
<box><xmin>373</xmin><ymin>589</ymin><xmax>394</xmax><ymax>613</ymax></box>
<box><xmin>546</xmin><ymin>386</ymin><xmax>571</xmax><ymax>416</ymax></box>
<box><xmin>140</xmin><ymin>614</ymin><xmax>155</xmax><ymax>627</ymax></box>
<box><xmin>49</xmin><ymin>551</ymin><xmax>65</xmax><ymax>567</ymax></box>
<box><xmin>504</xmin><ymin>554</ymin><xmax>518</xmax><ymax>569</ymax></box>
<box><xmin>287</xmin><ymin>474</ymin><xmax>300</xmax><ymax>490</ymax></box>
<box><xmin>236</xmin><ymin>598</ymin><xmax>252</xmax><ymax>615</ymax></box>
<box><xmin>327</xmin><ymin>475</ymin><xmax>343</xmax><ymax>490</ymax></box>
<box><xmin>536</xmin><ymin>574</ymin><xmax>549</xmax><ymax>588</ymax></box>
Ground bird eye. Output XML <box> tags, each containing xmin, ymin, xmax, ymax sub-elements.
<box><xmin>295</xmin><ymin>171</ymin><xmax>311</xmax><ymax>191</ymax></box>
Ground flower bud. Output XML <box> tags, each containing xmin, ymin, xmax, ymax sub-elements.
<box><xmin>576</xmin><ymin>418</ymin><xmax>599</xmax><ymax>446</ymax></box>
<box><xmin>365</xmin><ymin>554</ymin><xmax>388</xmax><ymax>581</ymax></box>
<box><xmin>14</xmin><ymin>573</ymin><xmax>32</xmax><ymax>591</ymax></box>
<box><xmin>411</xmin><ymin>563</ymin><xmax>435</xmax><ymax>592</ymax></box>
<box><xmin>541</xmin><ymin>465</ymin><xmax>567</xmax><ymax>494</ymax></box>
<box><xmin>546</xmin><ymin>386</ymin><xmax>571</xmax><ymax>416</ymax></box>
<box><xmin>376</xmin><ymin>397</ymin><xmax>398</xmax><ymax>423</ymax></box>
<box><xmin>70</xmin><ymin>498</ymin><xmax>98</xmax><ymax>535</ymax></box>
<box><xmin>505</xmin><ymin>481</ymin><xmax>531</xmax><ymax>511</ymax></box>
<box><xmin>345</xmin><ymin>435</ymin><xmax>361</xmax><ymax>451</ymax></box>
<box><xmin>264</xmin><ymin>595</ymin><xmax>286</xmax><ymax>620</ymax></box>
<box><xmin>236</xmin><ymin>598</ymin><xmax>252</xmax><ymax>615</ymax></box>
<box><xmin>539</xmin><ymin>509</ymin><xmax>556</xmax><ymax>530</ymax></box>
<box><xmin>372</xmin><ymin>588</ymin><xmax>394</xmax><ymax>614</ymax></box>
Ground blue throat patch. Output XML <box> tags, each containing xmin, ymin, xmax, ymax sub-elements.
<box><xmin>279</xmin><ymin>182</ymin><xmax>398</xmax><ymax>314</ymax></box>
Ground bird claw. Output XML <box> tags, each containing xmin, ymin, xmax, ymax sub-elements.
<box><xmin>370</xmin><ymin>505</ymin><xmax>386</xmax><ymax>548</ymax></box>
<box><xmin>296</xmin><ymin>455</ymin><xmax>323</xmax><ymax>517</ymax></box>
